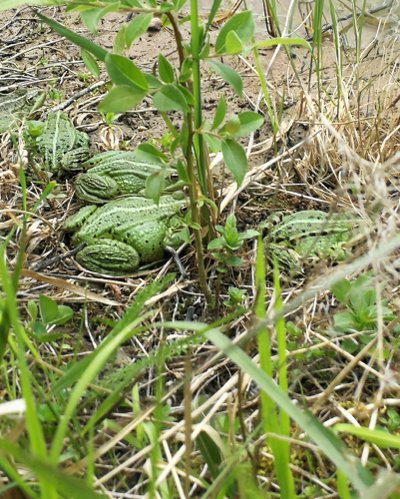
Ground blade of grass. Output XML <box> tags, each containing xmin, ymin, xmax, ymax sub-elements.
<box><xmin>273</xmin><ymin>261</ymin><xmax>294</xmax><ymax>496</ymax></box>
<box><xmin>0</xmin><ymin>249</ymin><xmax>57</xmax><ymax>499</ymax></box>
<box><xmin>0</xmin><ymin>439</ymin><xmax>107</xmax><ymax>498</ymax></box>
<box><xmin>165</xmin><ymin>320</ymin><xmax>374</xmax><ymax>493</ymax></box>
<box><xmin>50</xmin><ymin>312</ymin><xmax>153</xmax><ymax>461</ymax></box>
<box><xmin>254</xmin><ymin>240</ymin><xmax>295</xmax><ymax>498</ymax></box>
<box><xmin>36</xmin><ymin>12</ymin><xmax>108</xmax><ymax>61</ymax></box>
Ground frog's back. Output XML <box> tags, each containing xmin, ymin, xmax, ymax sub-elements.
<box><xmin>77</xmin><ymin>195</ymin><xmax>184</xmax><ymax>242</ymax></box>
<box><xmin>271</xmin><ymin>210</ymin><xmax>353</xmax><ymax>241</ymax></box>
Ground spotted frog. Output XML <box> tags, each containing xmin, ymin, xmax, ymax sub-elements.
<box><xmin>262</xmin><ymin>210</ymin><xmax>357</xmax><ymax>272</ymax></box>
<box><xmin>36</xmin><ymin>111</ymin><xmax>90</xmax><ymax>174</ymax></box>
<box><xmin>74</xmin><ymin>150</ymin><xmax>177</xmax><ymax>203</ymax></box>
<box><xmin>63</xmin><ymin>195</ymin><xmax>185</xmax><ymax>275</ymax></box>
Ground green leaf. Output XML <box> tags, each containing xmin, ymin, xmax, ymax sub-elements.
<box><xmin>39</xmin><ymin>296</ymin><xmax>73</xmax><ymax>326</ymax></box>
<box><xmin>225</xmin><ymin>30</ymin><xmax>243</xmax><ymax>54</ymax></box>
<box><xmin>153</xmin><ymin>84</ymin><xmax>188</xmax><ymax>112</ymax></box>
<box><xmin>144</xmin><ymin>73</ymin><xmax>162</xmax><ymax>90</ymax></box>
<box><xmin>331</xmin><ymin>279</ymin><xmax>351</xmax><ymax>303</ymax></box>
<box><xmin>159</xmin><ymin>2</ymin><xmax>174</xmax><ymax>11</ymax></box>
<box><xmin>207</xmin><ymin>60</ymin><xmax>243</xmax><ymax>97</ymax></box>
<box><xmin>105</xmin><ymin>53</ymin><xmax>148</xmax><ymax>91</ymax></box>
<box><xmin>199</xmin><ymin>42</ymin><xmax>211</xmax><ymax>59</ymax></box>
<box><xmin>39</xmin><ymin>295</ymin><xmax>59</xmax><ymax>325</ymax></box>
<box><xmin>125</xmin><ymin>13</ymin><xmax>153</xmax><ymax>47</ymax></box>
<box><xmin>211</xmin><ymin>96</ymin><xmax>226</xmax><ymax>130</ymax></box>
<box><xmin>204</xmin><ymin>133</ymin><xmax>221</xmax><ymax>153</ymax></box>
<box><xmin>177</xmin><ymin>85</ymin><xmax>194</xmax><ymax>106</ymax></box>
<box><xmin>81</xmin><ymin>3</ymin><xmax>121</xmax><ymax>34</ymax></box>
<box><xmin>233</xmin><ymin>111</ymin><xmax>264</xmax><ymax>137</ymax></box>
<box><xmin>81</xmin><ymin>49</ymin><xmax>100</xmax><ymax>77</ymax></box>
<box><xmin>146</xmin><ymin>173</ymin><xmax>166</xmax><ymax>203</ymax></box>
<box><xmin>27</xmin><ymin>300</ymin><xmax>38</xmax><ymax>323</ymax></box>
<box><xmin>334</xmin><ymin>424</ymin><xmax>400</xmax><ymax>449</ymax></box>
<box><xmin>254</xmin><ymin>37</ymin><xmax>312</xmax><ymax>51</ymax></box>
<box><xmin>176</xmin><ymin>159</ymin><xmax>189</xmax><ymax>183</ymax></box>
<box><xmin>113</xmin><ymin>25</ymin><xmax>127</xmax><ymax>54</ymax></box>
<box><xmin>158</xmin><ymin>54</ymin><xmax>175</xmax><ymax>84</ymax></box>
<box><xmin>52</xmin><ymin>305</ymin><xmax>74</xmax><ymax>326</ymax></box>
<box><xmin>222</xmin><ymin>139</ymin><xmax>247</xmax><ymax>186</ymax></box>
<box><xmin>204</xmin><ymin>0</ymin><xmax>223</xmax><ymax>32</ymax></box>
<box><xmin>36</xmin><ymin>13</ymin><xmax>108</xmax><ymax>62</ymax></box>
<box><xmin>220</xmin><ymin>116</ymin><xmax>240</xmax><ymax>136</ymax></box>
<box><xmin>196</xmin><ymin>427</ymin><xmax>224</xmax><ymax>479</ymax></box>
<box><xmin>80</xmin><ymin>8</ymin><xmax>103</xmax><ymax>34</ymax></box>
<box><xmin>178</xmin><ymin>58</ymin><xmax>192</xmax><ymax>82</ymax></box>
<box><xmin>207</xmin><ymin>238</ymin><xmax>224</xmax><ymax>250</ymax></box>
<box><xmin>136</xmin><ymin>144</ymin><xmax>168</xmax><ymax>163</ymax></box>
<box><xmin>98</xmin><ymin>85</ymin><xmax>146</xmax><ymax>113</ymax></box>
<box><xmin>226</xmin><ymin>255</ymin><xmax>242</xmax><ymax>266</ymax></box>
<box><xmin>333</xmin><ymin>311</ymin><xmax>358</xmax><ymax>333</ymax></box>
<box><xmin>215</xmin><ymin>11</ymin><xmax>255</xmax><ymax>54</ymax></box>
<box><xmin>0</xmin><ymin>0</ymin><xmax>55</xmax><ymax>10</ymax></box>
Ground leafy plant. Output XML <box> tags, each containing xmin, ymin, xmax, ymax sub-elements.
<box><xmin>0</xmin><ymin>0</ymin><xmax>310</xmax><ymax>303</ymax></box>
<box><xmin>223</xmin><ymin>286</ymin><xmax>247</xmax><ymax>308</ymax></box>
<box><xmin>331</xmin><ymin>274</ymin><xmax>394</xmax><ymax>333</ymax></box>
<box><xmin>208</xmin><ymin>213</ymin><xmax>258</xmax><ymax>271</ymax></box>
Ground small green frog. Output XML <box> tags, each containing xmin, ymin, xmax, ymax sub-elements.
<box><xmin>63</xmin><ymin>195</ymin><xmax>186</xmax><ymax>275</ymax></box>
<box><xmin>262</xmin><ymin>210</ymin><xmax>356</xmax><ymax>272</ymax></box>
<box><xmin>36</xmin><ymin>111</ymin><xmax>90</xmax><ymax>174</ymax></box>
<box><xmin>74</xmin><ymin>150</ymin><xmax>177</xmax><ymax>203</ymax></box>
<box><xmin>0</xmin><ymin>89</ymin><xmax>45</xmax><ymax>132</ymax></box>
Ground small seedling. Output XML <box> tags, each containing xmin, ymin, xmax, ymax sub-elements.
<box><xmin>26</xmin><ymin>295</ymin><xmax>73</xmax><ymax>342</ymax></box>
<box><xmin>331</xmin><ymin>274</ymin><xmax>394</xmax><ymax>334</ymax></box>
<box><xmin>223</xmin><ymin>286</ymin><xmax>247</xmax><ymax>308</ymax></box>
<box><xmin>208</xmin><ymin>213</ymin><xmax>258</xmax><ymax>271</ymax></box>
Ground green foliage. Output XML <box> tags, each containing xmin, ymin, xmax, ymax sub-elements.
<box><xmin>331</xmin><ymin>274</ymin><xmax>394</xmax><ymax>333</ymax></box>
<box><xmin>223</xmin><ymin>286</ymin><xmax>247</xmax><ymax>308</ymax></box>
<box><xmin>208</xmin><ymin>213</ymin><xmax>258</xmax><ymax>270</ymax></box>
<box><xmin>7</xmin><ymin>0</ymin><xmax>312</xmax><ymax>299</ymax></box>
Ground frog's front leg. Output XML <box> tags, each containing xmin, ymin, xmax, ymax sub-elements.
<box><xmin>76</xmin><ymin>239</ymin><xmax>140</xmax><ymax>275</ymax></box>
<box><xmin>264</xmin><ymin>241</ymin><xmax>303</xmax><ymax>273</ymax></box>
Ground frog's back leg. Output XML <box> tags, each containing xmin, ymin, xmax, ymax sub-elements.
<box><xmin>75</xmin><ymin>173</ymin><xmax>120</xmax><ymax>203</ymax></box>
<box><xmin>76</xmin><ymin>240</ymin><xmax>140</xmax><ymax>275</ymax></box>
<box><xmin>117</xmin><ymin>220</ymin><xmax>167</xmax><ymax>264</ymax></box>
<box><xmin>61</xmin><ymin>148</ymin><xmax>91</xmax><ymax>173</ymax></box>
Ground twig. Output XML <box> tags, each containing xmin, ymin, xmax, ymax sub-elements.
<box><xmin>49</xmin><ymin>80</ymin><xmax>108</xmax><ymax>112</ymax></box>
<box><xmin>32</xmin><ymin>243</ymin><xmax>86</xmax><ymax>271</ymax></box>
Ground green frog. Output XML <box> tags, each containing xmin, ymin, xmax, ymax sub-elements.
<box><xmin>75</xmin><ymin>150</ymin><xmax>177</xmax><ymax>203</ymax></box>
<box><xmin>63</xmin><ymin>195</ymin><xmax>186</xmax><ymax>275</ymax></box>
<box><xmin>262</xmin><ymin>210</ymin><xmax>356</xmax><ymax>272</ymax></box>
<box><xmin>36</xmin><ymin>111</ymin><xmax>90</xmax><ymax>174</ymax></box>
<box><xmin>0</xmin><ymin>89</ymin><xmax>45</xmax><ymax>133</ymax></box>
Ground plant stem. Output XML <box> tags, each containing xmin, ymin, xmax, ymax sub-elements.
<box><xmin>185</xmin><ymin>112</ymin><xmax>213</xmax><ymax>305</ymax></box>
<box><xmin>167</xmin><ymin>8</ymin><xmax>213</xmax><ymax>304</ymax></box>
<box><xmin>190</xmin><ymin>0</ymin><xmax>208</xmax><ymax>196</ymax></box>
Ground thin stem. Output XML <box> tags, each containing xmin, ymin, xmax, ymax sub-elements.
<box><xmin>189</xmin><ymin>0</ymin><xmax>207</xmax><ymax>196</ymax></box>
<box><xmin>185</xmin><ymin>111</ymin><xmax>213</xmax><ymax>305</ymax></box>
<box><xmin>166</xmin><ymin>8</ymin><xmax>213</xmax><ymax>303</ymax></box>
